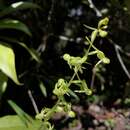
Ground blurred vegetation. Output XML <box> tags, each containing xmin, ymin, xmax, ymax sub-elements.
<box><xmin>0</xmin><ymin>0</ymin><xmax>130</xmax><ymax>129</ymax></box>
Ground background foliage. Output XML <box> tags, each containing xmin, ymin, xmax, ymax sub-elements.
<box><xmin>0</xmin><ymin>0</ymin><xmax>130</xmax><ymax>129</ymax></box>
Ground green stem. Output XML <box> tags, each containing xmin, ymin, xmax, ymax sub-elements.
<box><xmin>67</xmin><ymin>72</ymin><xmax>76</xmax><ymax>88</ymax></box>
<box><xmin>85</xmin><ymin>36</ymin><xmax>96</xmax><ymax>57</ymax></box>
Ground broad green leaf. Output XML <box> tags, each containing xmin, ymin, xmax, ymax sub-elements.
<box><xmin>0</xmin><ymin>71</ymin><xmax>8</xmax><ymax>94</ymax></box>
<box><xmin>0</xmin><ymin>43</ymin><xmax>21</xmax><ymax>85</ymax></box>
<box><xmin>0</xmin><ymin>37</ymin><xmax>41</xmax><ymax>63</ymax></box>
<box><xmin>0</xmin><ymin>1</ymin><xmax>41</xmax><ymax>18</ymax></box>
<box><xmin>8</xmin><ymin>100</ymin><xmax>34</xmax><ymax>125</ymax></box>
<box><xmin>0</xmin><ymin>115</ymin><xmax>42</xmax><ymax>130</ymax></box>
<box><xmin>0</xmin><ymin>19</ymin><xmax>31</xmax><ymax>36</ymax></box>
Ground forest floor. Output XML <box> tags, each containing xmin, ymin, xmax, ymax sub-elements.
<box><xmin>52</xmin><ymin>102</ymin><xmax>130</xmax><ymax>130</ymax></box>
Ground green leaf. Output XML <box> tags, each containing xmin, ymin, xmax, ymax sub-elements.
<box><xmin>0</xmin><ymin>71</ymin><xmax>8</xmax><ymax>94</ymax></box>
<box><xmin>0</xmin><ymin>115</ymin><xmax>26</xmax><ymax>129</ymax></box>
<box><xmin>0</xmin><ymin>1</ymin><xmax>41</xmax><ymax>18</ymax></box>
<box><xmin>15</xmin><ymin>41</ymin><xmax>41</xmax><ymax>63</ymax></box>
<box><xmin>0</xmin><ymin>37</ymin><xmax>41</xmax><ymax>63</ymax></box>
<box><xmin>39</xmin><ymin>81</ymin><xmax>47</xmax><ymax>97</ymax></box>
<box><xmin>0</xmin><ymin>19</ymin><xmax>31</xmax><ymax>36</ymax></box>
<box><xmin>0</xmin><ymin>43</ymin><xmax>21</xmax><ymax>85</ymax></box>
<box><xmin>27</xmin><ymin>48</ymin><xmax>41</xmax><ymax>63</ymax></box>
<box><xmin>0</xmin><ymin>115</ymin><xmax>42</xmax><ymax>130</ymax></box>
<box><xmin>8</xmin><ymin>100</ymin><xmax>34</xmax><ymax>125</ymax></box>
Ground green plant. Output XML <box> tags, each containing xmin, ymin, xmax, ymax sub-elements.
<box><xmin>0</xmin><ymin>99</ymin><xmax>46</xmax><ymax>130</ymax></box>
<box><xmin>35</xmin><ymin>17</ymin><xmax>110</xmax><ymax>130</ymax></box>
<box><xmin>0</xmin><ymin>1</ymin><xmax>41</xmax><ymax>98</ymax></box>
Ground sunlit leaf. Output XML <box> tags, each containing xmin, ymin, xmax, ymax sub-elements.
<box><xmin>0</xmin><ymin>19</ymin><xmax>31</xmax><ymax>36</ymax></box>
<box><xmin>0</xmin><ymin>115</ymin><xmax>42</xmax><ymax>130</ymax></box>
<box><xmin>0</xmin><ymin>43</ymin><xmax>21</xmax><ymax>85</ymax></box>
<box><xmin>0</xmin><ymin>37</ymin><xmax>41</xmax><ymax>63</ymax></box>
<box><xmin>8</xmin><ymin>100</ymin><xmax>34</xmax><ymax>125</ymax></box>
<box><xmin>0</xmin><ymin>1</ymin><xmax>41</xmax><ymax>18</ymax></box>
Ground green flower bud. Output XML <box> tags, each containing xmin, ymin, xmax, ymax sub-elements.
<box><xmin>91</xmin><ymin>29</ymin><xmax>98</xmax><ymax>43</ymax></box>
<box><xmin>68</xmin><ymin>111</ymin><xmax>76</xmax><ymax>118</ymax></box>
<box><xmin>86</xmin><ymin>89</ymin><xmax>92</xmax><ymax>95</ymax></box>
<box><xmin>63</xmin><ymin>54</ymin><xmax>70</xmax><ymax>61</ymax></box>
<box><xmin>102</xmin><ymin>57</ymin><xmax>110</xmax><ymax>64</ymax></box>
<box><xmin>97</xmin><ymin>51</ymin><xmax>105</xmax><ymax>60</ymax></box>
<box><xmin>35</xmin><ymin>113</ymin><xmax>43</xmax><ymax>120</ymax></box>
<box><xmin>99</xmin><ymin>29</ymin><xmax>108</xmax><ymax>37</ymax></box>
<box><xmin>55</xmin><ymin>106</ymin><xmax>63</xmax><ymax>112</ymax></box>
<box><xmin>98</xmin><ymin>17</ymin><xmax>109</xmax><ymax>28</ymax></box>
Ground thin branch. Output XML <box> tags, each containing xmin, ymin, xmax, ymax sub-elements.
<box><xmin>88</xmin><ymin>0</ymin><xmax>102</xmax><ymax>17</ymax></box>
<box><xmin>28</xmin><ymin>90</ymin><xmax>39</xmax><ymax>114</ymax></box>
<box><xmin>115</xmin><ymin>45</ymin><xmax>130</xmax><ymax>79</ymax></box>
<box><xmin>107</xmin><ymin>38</ymin><xmax>130</xmax><ymax>79</ymax></box>
<box><xmin>90</xmin><ymin>68</ymin><xmax>96</xmax><ymax>89</ymax></box>
<box><xmin>108</xmin><ymin>38</ymin><xmax>130</xmax><ymax>57</ymax></box>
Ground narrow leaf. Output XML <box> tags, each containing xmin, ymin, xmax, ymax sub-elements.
<box><xmin>0</xmin><ymin>19</ymin><xmax>31</xmax><ymax>36</ymax></box>
<box><xmin>0</xmin><ymin>1</ymin><xmax>41</xmax><ymax>18</ymax></box>
<box><xmin>39</xmin><ymin>81</ymin><xmax>47</xmax><ymax>97</ymax></box>
<box><xmin>83</xmin><ymin>24</ymin><xmax>96</xmax><ymax>30</ymax></box>
<box><xmin>0</xmin><ymin>43</ymin><xmax>21</xmax><ymax>85</ymax></box>
<box><xmin>8</xmin><ymin>100</ymin><xmax>34</xmax><ymax>125</ymax></box>
<box><xmin>0</xmin><ymin>37</ymin><xmax>41</xmax><ymax>63</ymax></box>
